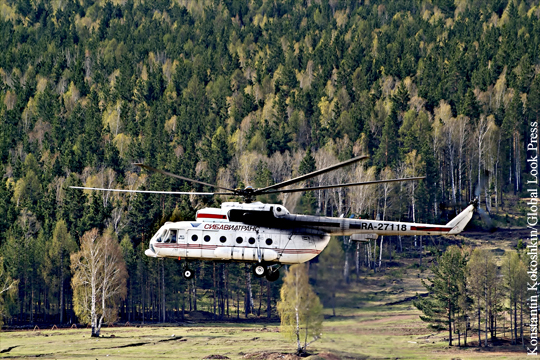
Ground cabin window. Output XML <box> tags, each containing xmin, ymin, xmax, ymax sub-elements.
<box><xmin>220</xmin><ymin>236</ymin><xmax>227</xmax><ymax>243</ymax></box>
<box><xmin>265</xmin><ymin>238</ymin><xmax>273</xmax><ymax>246</ymax></box>
<box><xmin>204</xmin><ymin>235</ymin><xmax>211</xmax><ymax>242</ymax></box>
<box><xmin>169</xmin><ymin>230</ymin><xmax>177</xmax><ymax>243</ymax></box>
<box><xmin>248</xmin><ymin>237</ymin><xmax>255</xmax><ymax>244</ymax></box>
<box><xmin>236</xmin><ymin>237</ymin><xmax>243</xmax><ymax>244</ymax></box>
<box><xmin>191</xmin><ymin>234</ymin><xmax>198</xmax><ymax>242</ymax></box>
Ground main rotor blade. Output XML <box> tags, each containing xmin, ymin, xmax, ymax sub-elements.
<box><xmin>255</xmin><ymin>155</ymin><xmax>370</xmax><ymax>193</ymax></box>
<box><xmin>134</xmin><ymin>163</ymin><xmax>235</xmax><ymax>192</ymax></box>
<box><xmin>70</xmin><ymin>186</ymin><xmax>235</xmax><ymax>196</ymax></box>
<box><xmin>259</xmin><ymin>177</ymin><xmax>426</xmax><ymax>195</ymax></box>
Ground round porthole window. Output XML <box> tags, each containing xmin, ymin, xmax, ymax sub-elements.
<box><xmin>220</xmin><ymin>236</ymin><xmax>227</xmax><ymax>243</ymax></box>
<box><xmin>248</xmin><ymin>237</ymin><xmax>255</xmax><ymax>244</ymax></box>
<box><xmin>192</xmin><ymin>235</ymin><xmax>198</xmax><ymax>241</ymax></box>
<box><xmin>236</xmin><ymin>237</ymin><xmax>243</xmax><ymax>244</ymax></box>
<box><xmin>266</xmin><ymin>238</ymin><xmax>273</xmax><ymax>246</ymax></box>
<box><xmin>204</xmin><ymin>235</ymin><xmax>211</xmax><ymax>242</ymax></box>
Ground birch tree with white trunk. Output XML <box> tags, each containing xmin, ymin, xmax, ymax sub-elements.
<box><xmin>71</xmin><ymin>228</ymin><xmax>127</xmax><ymax>337</ymax></box>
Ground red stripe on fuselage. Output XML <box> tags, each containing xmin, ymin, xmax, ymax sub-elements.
<box><xmin>197</xmin><ymin>213</ymin><xmax>228</xmax><ymax>219</ymax></box>
<box><xmin>153</xmin><ymin>244</ymin><xmax>320</xmax><ymax>254</ymax></box>
<box><xmin>410</xmin><ymin>226</ymin><xmax>452</xmax><ymax>232</ymax></box>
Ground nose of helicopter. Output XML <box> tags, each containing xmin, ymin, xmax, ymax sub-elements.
<box><xmin>145</xmin><ymin>242</ymin><xmax>158</xmax><ymax>258</ymax></box>
<box><xmin>145</xmin><ymin>248</ymin><xmax>158</xmax><ymax>258</ymax></box>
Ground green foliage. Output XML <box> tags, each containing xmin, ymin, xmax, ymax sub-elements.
<box><xmin>414</xmin><ymin>246</ymin><xmax>468</xmax><ymax>345</ymax></box>
<box><xmin>0</xmin><ymin>256</ymin><xmax>19</xmax><ymax>327</ymax></box>
<box><xmin>317</xmin><ymin>237</ymin><xmax>344</xmax><ymax>316</ymax></box>
<box><xmin>1</xmin><ymin>0</ymin><xmax>539</xmax><ymax>326</ymax></box>
<box><xmin>277</xmin><ymin>264</ymin><xmax>323</xmax><ymax>354</ymax></box>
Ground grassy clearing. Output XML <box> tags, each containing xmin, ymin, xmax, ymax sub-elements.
<box><xmin>0</xmin><ymin>305</ymin><xmax>530</xmax><ymax>360</ymax></box>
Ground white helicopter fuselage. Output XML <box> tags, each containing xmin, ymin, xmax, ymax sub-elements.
<box><xmin>145</xmin><ymin>201</ymin><xmax>475</xmax><ymax>265</ymax></box>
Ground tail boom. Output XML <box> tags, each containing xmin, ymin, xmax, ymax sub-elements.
<box><xmin>285</xmin><ymin>203</ymin><xmax>475</xmax><ymax>237</ymax></box>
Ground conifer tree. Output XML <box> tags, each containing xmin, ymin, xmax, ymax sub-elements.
<box><xmin>467</xmin><ymin>249</ymin><xmax>499</xmax><ymax>347</ymax></box>
<box><xmin>317</xmin><ymin>237</ymin><xmax>344</xmax><ymax>316</ymax></box>
<box><xmin>375</xmin><ymin>105</ymin><xmax>399</xmax><ymax>169</ymax></box>
<box><xmin>45</xmin><ymin>220</ymin><xmax>77</xmax><ymax>324</ymax></box>
<box><xmin>414</xmin><ymin>246</ymin><xmax>468</xmax><ymax>346</ymax></box>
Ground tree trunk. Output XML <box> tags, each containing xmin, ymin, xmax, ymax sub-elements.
<box><xmin>60</xmin><ymin>253</ymin><xmax>64</xmax><ymax>324</ymax></box>
<box><xmin>485</xmin><ymin>285</ymin><xmax>488</xmax><ymax>347</ymax></box>
<box><xmin>161</xmin><ymin>260</ymin><xmax>166</xmax><ymax>322</ymax></box>
<box><xmin>213</xmin><ymin>263</ymin><xmax>217</xmax><ymax>317</ymax></box>
<box><xmin>379</xmin><ymin>236</ymin><xmax>384</xmax><ymax>268</ymax></box>
<box><xmin>514</xmin><ymin>300</ymin><xmax>518</xmax><ymax>344</ymax></box>
<box><xmin>465</xmin><ymin>316</ymin><xmax>468</xmax><ymax>347</ymax></box>
<box><xmin>448</xmin><ymin>302</ymin><xmax>452</xmax><ymax>346</ymax></box>
<box><xmin>245</xmin><ymin>265</ymin><xmax>253</xmax><ymax>317</ymax></box>
<box><xmin>295</xmin><ymin>305</ymin><xmax>301</xmax><ymax>354</ymax></box>
<box><xmin>520</xmin><ymin>294</ymin><xmax>524</xmax><ymax>345</ymax></box>
<box><xmin>267</xmin><ymin>280</ymin><xmax>271</xmax><ymax>319</ymax></box>
<box><xmin>355</xmin><ymin>243</ymin><xmax>360</xmax><ymax>280</ymax></box>
<box><xmin>478</xmin><ymin>307</ymin><xmax>481</xmax><ymax>346</ymax></box>
<box><xmin>258</xmin><ymin>278</ymin><xmax>263</xmax><ymax>317</ymax></box>
<box><xmin>344</xmin><ymin>238</ymin><xmax>350</xmax><ymax>282</ymax></box>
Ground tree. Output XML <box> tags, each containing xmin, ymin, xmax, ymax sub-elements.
<box><xmin>414</xmin><ymin>246</ymin><xmax>468</xmax><ymax>346</ymax></box>
<box><xmin>467</xmin><ymin>248</ymin><xmax>499</xmax><ymax>347</ymax></box>
<box><xmin>297</xmin><ymin>148</ymin><xmax>317</xmax><ymax>214</ymax></box>
<box><xmin>277</xmin><ymin>264</ymin><xmax>323</xmax><ymax>355</ymax></box>
<box><xmin>45</xmin><ymin>220</ymin><xmax>77</xmax><ymax>324</ymax></box>
<box><xmin>501</xmin><ymin>251</ymin><xmax>528</xmax><ymax>345</ymax></box>
<box><xmin>0</xmin><ymin>256</ymin><xmax>19</xmax><ymax>327</ymax></box>
<box><xmin>71</xmin><ymin>228</ymin><xmax>127</xmax><ymax>337</ymax></box>
<box><xmin>317</xmin><ymin>237</ymin><xmax>344</xmax><ymax>316</ymax></box>
<box><xmin>374</xmin><ymin>106</ymin><xmax>399</xmax><ymax>169</ymax></box>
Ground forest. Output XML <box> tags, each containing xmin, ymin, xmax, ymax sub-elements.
<box><xmin>0</xmin><ymin>0</ymin><xmax>540</xmax><ymax>347</ymax></box>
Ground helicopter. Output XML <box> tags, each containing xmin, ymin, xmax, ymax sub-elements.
<box><xmin>71</xmin><ymin>155</ymin><xmax>476</xmax><ymax>282</ymax></box>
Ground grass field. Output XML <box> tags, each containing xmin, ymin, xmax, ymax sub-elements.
<box><xmin>0</xmin><ymin>305</ymin><xmax>530</xmax><ymax>359</ymax></box>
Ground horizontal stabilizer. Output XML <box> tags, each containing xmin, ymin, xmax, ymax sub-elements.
<box><xmin>351</xmin><ymin>233</ymin><xmax>379</xmax><ymax>242</ymax></box>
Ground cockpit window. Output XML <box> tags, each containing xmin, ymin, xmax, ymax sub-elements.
<box><xmin>156</xmin><ymin>230</ymin><xmax>166</xmax><ymax>242</ymax></box>
<box><xmin>163</xmin><ymin>230</ymin><xmax>171</xmax><ymax>243</ymax></box>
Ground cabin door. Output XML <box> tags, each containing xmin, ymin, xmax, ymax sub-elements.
<box><xmin>186</xmin><ymin>229</ymin><xmax>203</xmax><ymax>258</ymax></box>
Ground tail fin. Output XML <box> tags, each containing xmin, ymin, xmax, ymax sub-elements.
<box><xmin>446</xmin><ymin>199</ymin><xmax>477</xmax><ymax>234</ymax></box>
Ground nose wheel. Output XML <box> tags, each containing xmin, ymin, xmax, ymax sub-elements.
<box><xmin>253</xmin><ymin>264</ymin><xmax>267</xmax><ymax>277</ymax></box>
<box><xmin>252</xmin><ymin>264</ymin><xmax>280</xmax><ymax>282</ymax></box>
<box><xmin>183</xmin><ymin>267</ymin><xmax>194</xmax><ymax>279</ymax></box>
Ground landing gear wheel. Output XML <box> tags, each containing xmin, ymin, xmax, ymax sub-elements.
<box><xmin>266</xmin><ymin>269</ymin><xmax>280</xmax><ymax>282</ymax></box>
<box><xmin>183</xmin><ymin>268</ymin><xmax>194</xmax><ymax>279</ymax></box>
<box><xmin>253</xmin><ymin>264</ymin><xmax>267</xmax><ymax>278</ymax></box>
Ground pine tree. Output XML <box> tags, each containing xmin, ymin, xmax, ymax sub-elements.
<box><xmin>45</xmin><ymin>220</ymin><xmax>78</xmax><ymax>324</ymax></box>
<box><xmin>467</xmin><ymin>248</ymin><xmax>499</xmax><ymax>347</ymax></box>
<box><xmin>374</xmin><ymin>106</ymin><xmax>399</xmax><ymax>169</ymax></box>
<box><xmin>414</xmin><ymin>246</ymin><xmax>468</xmax><ymax>346</ymax></box>
<box><xmin>317</xmin><ymin>237</ymin><xmax>344</xmax><ymax>316</ymax></box>
<box><xmin>297</xmin><ymin>148</ymin><xmax>317</xmax><ymax>214</ymax></box>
